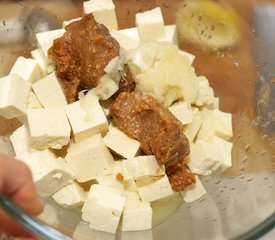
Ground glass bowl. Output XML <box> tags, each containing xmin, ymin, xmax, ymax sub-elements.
<box><xmin>0</xmin><ymin>0</ymin><xmax>275</xmax><ymax>239</ymax></box>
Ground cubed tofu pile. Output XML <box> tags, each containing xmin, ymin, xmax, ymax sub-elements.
<box><xmin>0</xmin><ymin>0</ymin><xmax>233</xmax><ymax>234</ymax></box>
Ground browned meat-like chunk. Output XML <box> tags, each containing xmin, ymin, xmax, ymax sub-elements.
<box><xmin>48</xmin><ymin>14</ymin><xmax>120</xmax><ymax>103</ymax></box>
<box><xmin>110</xmin><ymin>91</ymin><xmax>195</xmax><ymax>191</ymax></box>
<box><xmin>166</xmin><ymin>162</ymin><xmax>196</xmax><ymax>192</ymax></box>
<box><xmin>110</xmin><ymin>91</ymin><xmax>190</xmax><ymax>166</ymax></box>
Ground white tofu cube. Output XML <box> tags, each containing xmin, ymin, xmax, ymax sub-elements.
<box><xmin>183</xmin><ymin>108</ymin><xmax>202</xmax><ymax>142</ymax></box>
<box><xmin>159</xmin><ymin>25</ymin><xmax>178</xmax><ymax>45</ymax></box>
<box><xmin>36</xmin><ymin>29</ymin><xmax>65</xmax><ymax>58</ymax></box>
<box><xmin>121</xmin><ymin>199</ymin><xmax>152</xmax><ymax>231</ymax></box>
<box><xmin>99</xmin><ymin>98</ymin><xmax>113</xmax><ymax>118</ymax></box>
<box><xmin>32</xmin><ymin>72</ymin><xmax>67</xmax><ymax>108</ymax></box>
<box><xmin>52</xmin><ymin>181</ymin><xmax>86</xmax><ymax>208</ymax></box>
<box><xmin>103</xmin><ymin>125</ymin><xmax>140</xmax><ymax>159</ymax></box>
<box><xmin>179</xmin><ymin>50</ymin><xmax>195</xmax><ymax>65</ymax></box>
<box><xmin>210</xmin><ymin>136</ymin><xmax>233</xmax><ymax>172</ymax></box>
<box><xmin>27</xmin><ymin>91</ymin><xmax>43</xmax><ymax>109</ymax></box>
<box><xmin>17</xmin><ymin>91</ymin><xmax>43</xmax><ymax>124</ymax></box>
<box><xmin>31</xmin><ymin>48</ymin><xmax>48</xmax><ymax>74</ymax></box>
<box><xmin>188</xmin><ymin>140</ymin><xmax>222</xmax><ymax>175</ymax></box>
<box><xmin>124</xmin><ymin>180</ymin><xmax>138</xmax><ymax>193</ymax></box>
<box><xmin>65</xmin><ymin>95</ymin><xmax>108</xmax><ymax>143</ymax></box>
<box><xmin>110</xmin><ymin>29</ymin><xmax>140</xmax><ymax>51</ymax></box>
<box><xmin>113</xmin><ymin>161</ymin><xmax>137</xmax><ymax>192</ymax></box>
<box><xmin>213</xmin><ymin>109</ymin><xmax>233</xmax><ymax>140</ymax></box>
<box><xmin>18</xmin><ymin>150</ymin><xmax>73</xmax><ymax>197</ymax></box>
<box><xmin>181</xmin><ymin>176</ymin><xmax>206</xmax><ymax>203</ymax></box>
<box><xmin>62</xmin><ymin>17</ymin><xmax>81</xmax><ymax>27</ymax></box>
<box><xmin>0</xmin><ymin>136</ymin><xmax>15</xmax><ymax>156</ymax></box>
<box><xmin>136</xmin><ymin>7</ymin><xmax>166</xmax><ymax>42</ymax></box>
<box><xmin>0</xmin><ymin>74</ymin><xmax>31</xmax><ymax>119</ymax></box>
<box><xmin>119</xmin><ymin>27</ymin><xmax>140</xmax><ymax>42</ymax></box>
<box><xmin>46</xmin><ymin>64</ymin><xmax>55</xmax><ymax>74</ymax></box>
<box><xmin>136</xmin><ymin>175</ymin><xmax>174</xmax><ymax>202</ymax></box>
<box><xmin>66</xmin><ymin>134</ymin><xmax>114</xmax><ymax>182</ymax></box>
<box><xmin>27</xmin><ymin>109</ymin><xmax>71</xmax><ymax>150</ymax></box>
<box><xmin>10</xmin><ymin>56</ymin><xmax>42</xmax><ymax>83</ymax></box>
<box><xmin>122</xmin><ymin>191</ymin><xmax>140</xmax><ymax>200</ymax></box>
<box><xmin>194</xmin><ymin>76</ymin><xmax>215</xmax><ymax>107</ymax></box>
<box><xmin>169</xmin><ymin>101</ymin><xmax>194</xmax><ymax>125</ymax></box>
<box><xmin>10</xmin><ymin>124</ymin><xmax>35</xmax><ymax>157</ymax></box>
<box><xmin>96</xmin><ymin>174</ymin><xmax>124</xmax><ymax>191</ymax></box>
<box><xmin>122</xmin><ymin>156</ymin><xmax>165</xmax><ymax>180</ymax></box>
<box><xmin>83</xmin><ymin>0</ymin><xmax>118</xmax><ymax>30</ymax></box>
<box><xmin>82</xmin><ymin>184</ymin><xmax>125</xmax><ymax>233</ymax></box>
<box><xmin>196</xmin><ymin>108</ymin><xmax>233</xmax><ymax>141</ymax></box>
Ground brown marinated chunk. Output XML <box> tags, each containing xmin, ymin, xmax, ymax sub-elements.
<box><xmin>166</xmin><ymin>163</ymin><xmax>196</xmax><ymax>192</ymax></box>
<box><xmin>48</xmin><ymin>14</ymin><xmax>120</xmax><ymax>103</ymax></box>
<box><xmin>110</xmin><ymin>91</ymin><xmax>190</xmax><ymax>166</ymax></box>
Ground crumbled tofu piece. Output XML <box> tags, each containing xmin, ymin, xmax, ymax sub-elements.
<box><xmin>136</xmin><ymin>175</ymin><xmax>174</xmax><ymax>202</ymax></box>
<box><xmin>169</xmin><ymin>101</ymin><xmax>194</xmax><ymax>125</ymax></box>
<box><xmin>135</xmin><ymin>7</ymin><xmax>166</xmax><ymax>42</ymax></box>
<box><xmin>181</xmin><ymin>176</ymin><xmax>206</xmax><ymax>203</ymax></box>
<box><xmin>128</xmin><ymin>41</ymin><xmax>199</xmax><ymax>106</ymax></box>
<box><xmin>121</xmin><ymin>199</ymin><xmax>152</xmax><ymax>231</ymax></box>
<box><xmin>27</xmin><ymin>91</ymin><xmax>43</xmax><ymax>109</ymax></box>
<box><xmin>179</xmin><ymin>50</ymin><xmax>196</xmax><ymax>65</ymax></box>
<box><xmin>159</xmin><ymin>25</ymin><xmax>178</xmax><ymax>45</ymax></box>
<box><xmin>0</xmin><ymin>74</ymin><xmax>31</xmax><ymax>119</ymax></box>
<box><xmin>27</xmin><ymin>109</ymin><xmax>71</xmax><ymax>150</ymax></box>
<box><xmin>96</xmin><ymin>174</ymin><xmax>124</xmax><ymax>191</ymax></box>
<box><xmin>0</xmin><ymin>136</ymin><xmax>15</xmax><ymax>156</ymax></box>
<box><xmin>36</xmin><ymin>29</ymin><xmax>65</xmax><ymax>59</ymax></box>
<box><xmin>210</xmin><ymin>136</ymin><xmax>233</xmax><ymax>171</ymax></box>
<box><xmin>31</xmin><ymin>48</ymin><xmax>48</xmax><ymax>75</ymax></box>
<box><xmin>103</xmin><ymin>125</ymin><xmax>140</xmax><ymax>159</ymax></box>
<box><xmin>196</xmin><ymin>108</ymin><xmax>233</xmax><ymax>141</ymax></box>
<box><xmin>83</xmin><ymin>0</ymin><xmax>118</xmax><ymax>30</ymax></box>
<box><xmin>32</xmin><ymin>72</ymin><xmax>67</xmax><ymax>108</ymax></box>
<box><xmin>52</xmin><ymin>181</ymin><xmax>86</xmax><ymax>208</ymax></box>
<box><xmin>94</xmin><ymin>75</ymin><xmax>118</xmax><ymax>100</ymax></box>
<box><xmin>119</xmin><ymin>27</ymin><xmax>140</xmax><ymax>42</ymax></box>
<box><xmin>110</xmin><ymin>29</ymin><xmax>140</xmax><ymax>51</ymax></box>
<box><xmin>194</xmin><ymin>76</ymin><xmax>215</xmax><ymax>107</ymax></box>
<box><xmin>10</xmin><ymin>56</ymin><xmax>42</xmax><ymax>83</ymax></box>
<box><xmin>183</xmin><ymin>107</ymin><xmax>202</xmax><ymax>142</ymax></box>
<box><xmin>10</xmin><ymin>124</ymin><xmax>36</xmax><ymax>157</ymax></box>
<box><xmin>188</xmin><ymin>140</ymin><xmax>222</xmax><ymax>175</ymax></box>
<box><xmin>122</xmin><ymin>156</ymin><xmax>165</xmax><ymax>181</ymax></box>
<box><xmin>82</xmin><ymin>184</ymin><xmax>125</xmax><ymax>233</ymax></box>
<box><xmin>62</xmin><ymin>17</ymin><xmax>81</xmax><ymax>27</ymax></box>
<box><xmin>66</xmin><ymin>134</ymin><xmax>115</xmax><ymax>182</ymax></box>
<box><xmin>18</xmin><ymin>150</ymin><xmax>73</xmax><ymax>197</ymax></box>
<box><xmin>65</xmin><ymin>95</ymin><xmax>108</xmax><ymax>143</ymax></box>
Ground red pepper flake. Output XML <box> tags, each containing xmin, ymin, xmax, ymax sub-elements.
<box><xmin>116</xmin><ymin>173</ymin><xmax>124</xmax><ymax>181</ymax></box>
